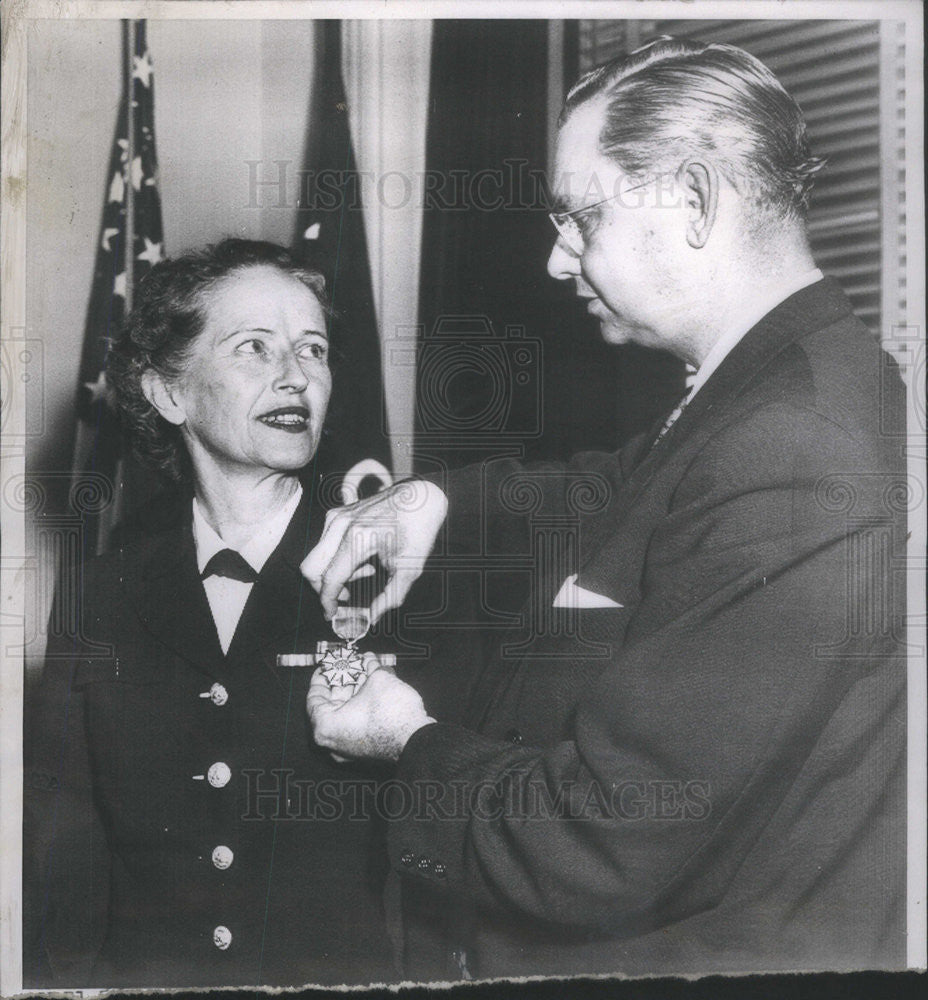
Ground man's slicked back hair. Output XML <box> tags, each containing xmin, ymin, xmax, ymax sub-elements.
<box><xmin>562</xmin><ymin>37</ymin><xmax>826</xmax><ymax>219</ymax></box>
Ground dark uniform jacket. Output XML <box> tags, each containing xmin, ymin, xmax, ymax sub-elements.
<box><xmin>24</xmin><ymin>489</ymin><xmax>397</xmax><ymax>989</ymax></box>
<box><xmin>395</xmin><ymin>279</ymin><xmax>908</xmax><ymax>980</ymax></box>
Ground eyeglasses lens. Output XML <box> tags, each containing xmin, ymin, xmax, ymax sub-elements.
<box><xmin>551</xmin><ymin>215</ymin><xmax>584</xmax><ymax>255</ymax></box>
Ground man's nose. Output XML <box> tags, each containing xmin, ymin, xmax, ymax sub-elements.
<box><xmin>547</xmin><ymin>235</ymin><xmax>581</xmax><ymax>280</ymax></box>
<box><xmin>273</xmin><ymin>347</ymin><xmax>309</xmax><ymax>391</ymax></box>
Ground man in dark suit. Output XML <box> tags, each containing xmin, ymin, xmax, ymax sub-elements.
<box><xmin>304</xmin><ymin>39</ymin><xmax>908</xmax><ymax>978</ymax></box>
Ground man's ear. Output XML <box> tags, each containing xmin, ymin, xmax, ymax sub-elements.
<box><xmin>141</xmin><ymin>370</ymin><xmax>186</xmax><ymax>427</ymax></box>
<box><xmin>681</xmin><ymin>161</ymin><xmax>719</xmax><ymax>249</ymax></box>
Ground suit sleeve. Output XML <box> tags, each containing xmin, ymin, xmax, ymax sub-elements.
<box><xmin>23</xmin><ymin>591</ymin><xmax>112</xmax><ymax>985</ymax></box>
<box><xmin>426</xmin><ymin>441</ymin><xmax>644</xmax><ymax>556</ymax></box>
<box><xmin>387</xmin><ymin>403</ymin><xmax>904</xmax><ymax>932</ymax></box>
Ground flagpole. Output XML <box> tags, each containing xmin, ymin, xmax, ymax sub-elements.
<box><xmin>124</xmin><ymin>19</ymin><xmax>135</xmax><ymax>314</ymax></box>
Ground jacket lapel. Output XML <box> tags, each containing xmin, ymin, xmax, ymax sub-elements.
<box><xmin>123</xmin><ymin>519</ymin><xmax>225</xmax><ymax>678</ymax></box>
<box><xmin>616</xmin><ymin>278</ymin><xmax>851</xmax><ymax>499</ymax></box>
<box><xmin>224</xmin><ymin>490</ymin><xmax>331</xmax><ymax>670</ymax></box>
<box><xmin>575</xmin><ymin>278</ymin><xmax>854</xmax><ymax>599</ymax></box>
<box><xmin>659</xmin><ymin>279</ymin><xmax>850</xmax><ymax>447</ymax></box>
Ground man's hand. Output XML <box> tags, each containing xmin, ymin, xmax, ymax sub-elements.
<box><xmin>307</xmin><ymin>659</ymin><xmax>435</xmax><ymax>763</ymax></box>
<box><xmin>301</xmin><ymin>479</ymin><xmax>448</xmax><ymax>624</ymax></box>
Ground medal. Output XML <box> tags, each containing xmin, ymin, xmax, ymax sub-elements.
<box><xmin>276</xmin><ymin>607</ymin><xmax>395</xmax><ymax>688</ymax></box>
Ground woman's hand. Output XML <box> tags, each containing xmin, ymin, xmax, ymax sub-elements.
<box><xmin>301</xmin><ymin>479</ymin><xmax>448</xmax><ymax>625</ymax></box>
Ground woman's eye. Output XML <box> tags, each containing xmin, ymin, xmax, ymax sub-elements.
<box><xmin>236</xmin><ymin>339</ymin><xmax>266</xmax><ymax>356</ymax></box>
<box><xmin>298</xmin><ymin>341</ymin><xmax>328</xmax><ymax>361</ymax></box>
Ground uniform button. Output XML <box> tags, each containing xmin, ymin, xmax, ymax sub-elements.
<box><xmin>213</xmin><ymin>925</ymin><xmax>232</xmax><ymax>950</ymax></box>
<box><xmin>211</xmin><ymin>845</ymin><xmax>234</xmax><ymax>870</ymax></box>
<box><xmin>417</xmin><ymin>856</ymin><xmax>432</xmax><ymax>872</ymax></box>
<box><xmin>505</xmin><ymin>729</ymin><xmax>523</xmax><ymax>745</ymax></box>
<box><xmin>199</xmin><ymin>682</ymin><xmax>228</xmax><ymax>706</ymax></box>
<box><xmin>434</xmin><ymin>862</ymin><xmax>447</xmax><ymax>878</ymax></box>
<box><xmin>207</xmin><ymin>762</ymin><xmax>232</xmax><ymax>788</ymax></box>
<box><xmin>400</xmin><ymin>851</ymin><xmax>415</xmax><ymax>867</ymax></box>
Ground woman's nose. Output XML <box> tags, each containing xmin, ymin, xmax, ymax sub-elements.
<box><xmin>273</xmin><ymin>348</ymin><xmax>309</xmax><ymax>391</ymax></box>
<box><xmin>547</xmin><ymin>235</ymin><xmax>581</xmax><ymax>280</ymax></box>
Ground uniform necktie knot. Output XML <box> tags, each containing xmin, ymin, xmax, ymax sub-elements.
<box><xmin>201</xmin><ymin>548</ymin><xmax>258</xmax><ymax>583</ymax></box>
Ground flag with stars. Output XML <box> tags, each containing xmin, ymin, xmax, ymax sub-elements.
<box><xmin>74</xmin><ymin>20</ymin><xmax>164</xmax><ymax>553</ymax></box>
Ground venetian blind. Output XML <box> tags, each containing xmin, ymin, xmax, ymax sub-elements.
<box><xmin>578</xmin><ymin>18</ymin><xmax>906</xmax><ymax>339</ymax></box>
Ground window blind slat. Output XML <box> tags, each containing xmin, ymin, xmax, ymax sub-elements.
<box><xmin>651</xmin><ymin>19</ymin><xmax>873</xmax><ymax>52</ymax></box>
<box><xmin>781</xmin><ymin>51</ymin><xmax>879</xmax><ymax>92</ymax></box>
<box><xmin>810</xmin><ymin>114</ymin><xmax>879</xmax><ymax>141</ymax></box>
<box><xmin>802</xmin><ymin>94</ymin><xmax>879</xmax><ymax>124</ymax></box>
<box><xmin>792</xmin><ymin>79</ymin><xmax>879</xmax><ymax>107</ymax></box>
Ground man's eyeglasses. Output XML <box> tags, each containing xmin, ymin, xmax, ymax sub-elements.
<box><xmin>548</xmin><ymin>175</ymin><xmax>668</xmax><ymax>256</ymax></box>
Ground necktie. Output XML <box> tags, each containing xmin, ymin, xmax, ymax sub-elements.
<box><xmin>201</xmin><ymin>548</ymin><xmax>258</xmax><ymax>583</ymax></box>
<box><xmin>654</xmin><ymin>385</ymin><xmax>693</xmax><ymax>445</ymax></box>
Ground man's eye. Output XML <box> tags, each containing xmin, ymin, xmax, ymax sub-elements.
<box><xmin>576</xmin><ymin>210</ymin><xmax>598</xmax><ymax>235</ymax></box>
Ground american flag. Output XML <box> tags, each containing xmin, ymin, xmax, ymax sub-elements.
<box><xmin>73</xmin><ymin>19</ymin><xmax>164</xmax><ymax>554</ymax></box>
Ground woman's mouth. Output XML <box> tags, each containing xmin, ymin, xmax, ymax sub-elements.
<box><xmin>258</xmin><ymin>406</ymin><xmax>310</xmax><ymax>433</ymax></box>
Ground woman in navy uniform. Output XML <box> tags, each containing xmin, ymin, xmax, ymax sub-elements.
<box><xmin>24</xmin><ymin>240</ymin><xmax>396</xmax><ymax>988</ymax></box>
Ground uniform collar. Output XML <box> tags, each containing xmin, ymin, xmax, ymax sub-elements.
<box><xmin>192</xmin><ymin>485</ymin><xmax>303</xmax><ymax>577</ymax></box>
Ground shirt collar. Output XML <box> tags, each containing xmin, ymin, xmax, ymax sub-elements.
<box><xmin>192</xmin><ymin>485</ymin><xmax>302</xmax><ymax>576</ymax></box>
<box><xmin>687</xmin><ymin>268</ymin><xmax>824</xmax><ymax>399</ymax></box>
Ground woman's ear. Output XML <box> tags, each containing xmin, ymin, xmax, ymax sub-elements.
<box><xmin>141</xmin><ymin>370</ymin><xmax>186</xmax><ymax>427</ymax></box>
<box><xmin>681</xmin><ymin>160</ymin><xmax>719</xmax><ymax>249</ymax></box>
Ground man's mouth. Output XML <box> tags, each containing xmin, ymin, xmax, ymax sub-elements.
<box><xmin>575</xmin><ymin>282</ymin><xmax>599</xmax><ymax>311</ymax></box>
<box><xmin>258</xmin><ymin>406</ymin><xmax>310</xmax><ymax>433</ymax></box>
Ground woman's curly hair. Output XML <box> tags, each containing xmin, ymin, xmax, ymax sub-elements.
<box><xmin>107</xmin><ymin>239</ymin><xmax>331</xmax><ymax>481</ymax></box>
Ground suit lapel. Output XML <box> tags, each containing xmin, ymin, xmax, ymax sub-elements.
<box><xmin>660</xmin><ymin>279</ymin><xmax>850</xmax><ymax>447</ymax></box>
<box><xmin>619</xmin><ymin>278</ymin><xmax>851</xmax><ymax>496</ymax></box>
<box><xmin>575</xmin><ymin>278</ymin><xmax>855</xmax><ymax>599</ymax></box>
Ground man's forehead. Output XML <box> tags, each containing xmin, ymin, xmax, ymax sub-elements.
<box><xmin>551</xmin><ymin>98</ymin><xmax>621</xmax><ymax>208</ymax></box>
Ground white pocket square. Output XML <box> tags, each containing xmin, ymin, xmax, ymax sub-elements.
<box><xmin>552</xmin><ymin>574</ymin><xmax>623</xmax><ymax>609</ymax></box>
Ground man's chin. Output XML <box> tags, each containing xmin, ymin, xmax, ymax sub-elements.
<box><xmin>596</xmin><ymin>315</ymin><xmax>635</xmax><ymax>347</ymax></box>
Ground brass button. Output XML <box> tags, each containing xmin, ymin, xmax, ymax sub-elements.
<box><xmin>199</xmin><ymin>683</ymin><xmax>229</xmax><ymax>706</ymax></box>
<box><xmin>207</xmin><ymin>762</ymin><xmax>232</xmax><ymax>788</ymax></box>
<box><xmin>211</xmin><ymin>845</ymin><xmax>234</xmax><ymax>870</ymax></box>
<box><xmin>213</xmin><ymin>925</ymin><xmax>232</xmax><ymax>950</ymax></box>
